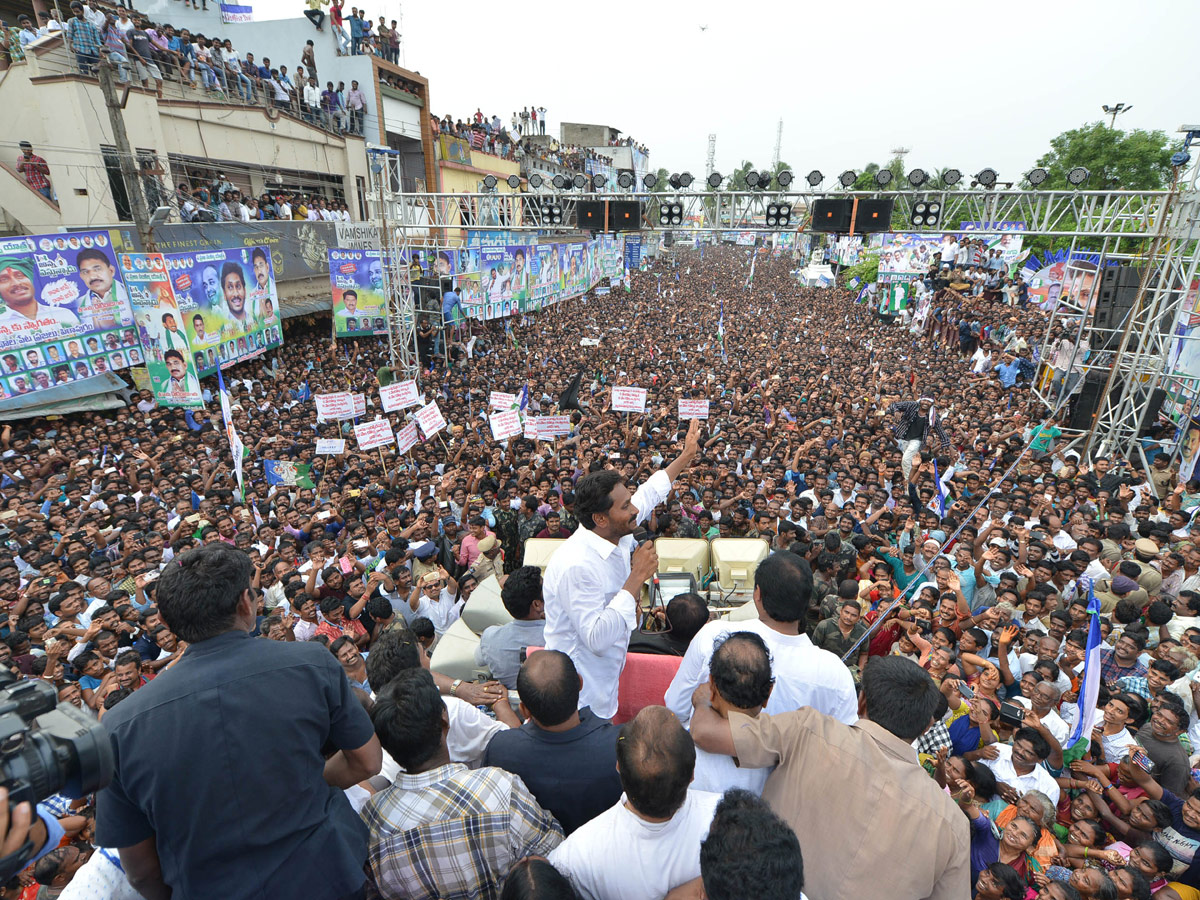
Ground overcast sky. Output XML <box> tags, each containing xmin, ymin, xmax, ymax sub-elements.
<box><xmin>264</xmin><ymin>0</ymin><xmax>1196</xmax><ymax>183</ymax></box>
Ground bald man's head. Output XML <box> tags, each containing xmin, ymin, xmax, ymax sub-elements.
<box><xmin>517</xmin><ymin>649</ymin><xmax>579</xmax><ymax>727</ymax></box>
<box><xmin>616</xmin><ymin>706</ymin><xmax>695</xmax><ymax>819</ymax></box>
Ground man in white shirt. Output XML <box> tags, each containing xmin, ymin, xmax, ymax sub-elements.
<box><xmin>665</xmin><ymin>551</ymin><xmax>858</xmax><ymax>727</ymax></box>
<box><xmin>543</xmin><ymin>418</ymin><xmax>701</xmax><ymax>720</ymax></box>
<box><xmin>982</xmin><ymin>727</ymin><xmax>1060</xmax><ymax>806</ymax></box>
<box><xmin>549</xmin><ymin>706</ymin><xmax>720</xmax><ymax>900</ymax></box>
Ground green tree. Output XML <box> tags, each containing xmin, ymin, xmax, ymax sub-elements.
<box><xmin>727</xmin><ymin>160</ymin><xmax>759</xmax><ymax>192</ymax></box>
<box><xmin>1031</xmin><ymin>122</ymin><xmax>1175</xmax><ymax>189</ymax></box>
<box><xmin>648</xmin><ymin>167</ymin><xmax>672</xmax><ymax>192</ymax></box>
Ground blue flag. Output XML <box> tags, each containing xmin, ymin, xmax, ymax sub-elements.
<box><xmin>1067</xmin><ymin>579</ymin><xmax>1103</xmax><ymax>748</ymax></box>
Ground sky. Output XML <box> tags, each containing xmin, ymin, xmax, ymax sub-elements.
<box><xmin>256</xmin><ymin>0</ymin><xmax>1198</xmax><ymax>185</ymax></box>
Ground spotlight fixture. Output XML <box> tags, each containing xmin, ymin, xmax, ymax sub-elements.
<box><xmin>975</xmin><ymin>167</ymin><xmax>998</xmax><ymax>187</ymax></box>
<box><xmin>658</xmin><ymin>199</ymin><xmax>684</xmax><ymax>227</ymax></box>
<box><xmin>1027</xmin><ymin>167</ymin><xmax>1048</xmax><ymax>186</ymax></box>
<box><xmin>838</xmin><ymin>170</ymin><xmax>857</xmax><ymax>188</ymax></box>
<box><xmin>765</xmin><ymin>202</ymin><xmax>792</xmax><ymax>228</ymax></box>
<box><xmin>907</xmin><ymin>168</ymin><xmax>928</xmax><ymax>187</ymax></box>
<box><xmin>572</xmin><ymin>174</ymin><xmax>587</xmax><ymax>189</ymax></box>
<box><xmin>806</xmin><ymin>170</ymin><xmax>823</xmax><ymax>187</ymax></box>
<box><xmin>540</xmin><ymin>199</ymin><xmax>563</xmax><ymax>225</ymax></box>
<box><xmin>758</xmin><ymin>171</ymin><xmax>771</xmax><ymax>189</ymax></box>
<box><xmin>642</xmin><ymin>172</ymin><xmax>658</xmax><ymax>190</ymax></box>
<box><xmin>1067</xmin><ymin>166</ymin><xmax>1091</xmax><ymax>186</ymax></box>
<box><xmin>482</xmin><ymin>174</ymin><xmax>498</xmax><ymax>190</ymax></box>
<box><xmin>678</xmin><ymin>171</ymin><xmax>694</xmax><ymax>188</ymax></box>
<box><xmin>776</xmin><ymin>170</ymin><xmax>794</xmax><ymax>187</ymax></box>
<box><xmin>506</xmin><ymin>174</ymin><xmax>521</xmax><ymax>189</ymax></box>
<box><xmin>552</xmin><ymin>174</ymin><xmax>567</xmax><ymax>189</ymax></box>
<box><xmin>942</xmin><ymin>168</ymin><xmax>962</xmax><ymax>186</ymax></box>
<box><xmin>745</xmin><ymin>171</ymin><xmax>761</xmax><ymax>188</ymax></box>
<box><xmin>706</xmin><ymin>172</ymin><xmax>723</xmax><ymax>189</ymax></box>
<box><xmin>617</xmin><ymin>172</ymin><xmax>634</xmax><ymax>189</ymax></box>
<box><xmin>529</xmin><ymin>173</ymin><xmax>544</xmax><ymax>189</ymax></box>
<box><xmin>910</xmin><ymin>200</ymin><xmax>940</xmax><ymax>228</ymax></box>
<box><xmin>669</xmin><ymin>173</ymin><xmax>682</xmax><ymax>190</ymax></box>
<box><xmin>592</xmin><ymin>173</ymin><xmax>607</xmax><ymax>190</ymax></box>
<box><xmin>874</xmin><ymin>169</ymin><xmax>894</xmax><ymax>187</ymax></box>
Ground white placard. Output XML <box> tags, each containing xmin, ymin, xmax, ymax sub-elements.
<box><xmin>489</xmin><ymin>391</ymin><xmax>517</xmax><ymax>411</ymax></box>
<box><xmin>379</xmin><ymin>380</ymin><xmax>420</xmax><ymax>412</ymax></box>
<box><xmin>489</xmin><ymin>409</ymin><xmax>522</xmax><ymax>441</ymax></box>
<box><xmin>396</xmin><ymin>420</ymin><xmax>420</xmax><ymax>455</ymax></box>
<box><xmin>315</xmin><ymin>391</ymin><xmax>354</xmax><ymax>421</ymax></box>
<box><xmin>352</xmin><ymin>393</ymin><xmax>367</xmax><ymax>418</ymax></box>
<box><xmin>678</xmin><ymin>399</ymin><xmax>710</xmax><ymax>420</ymax></box>
<box><xmin>354</xmin><ymin>418</ymin><xmax>395</xmax><ymax>451</ymax></box>
<box><xmin>612</xmin><ymin>386</ymin><xmax>648</xmax><ymax>413</ymax></box>
<box><xmin>523</xmin><ymin>418</ymin><xmax>539</xmax><ymax>440</ymax></box>
<box><xmin>315</xmin><ymin>438</ymin><xmax>346</xmax><ymax>455</ymax></box>
<box><xmin>535</xmin><ymin>415</ymin><xmax>572</xmax><ymax>438</ymax></box>
<box><xmin>415</xmin><ymin>401</ymin><xmax>447</xmax><ymax>439</ymax></box>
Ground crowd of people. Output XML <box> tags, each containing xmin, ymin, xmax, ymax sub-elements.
<box><xmin>0</xmin><ymin>242</ymin><xmax>1197</xmax><ymax>900</ymax></box>
<box><xmin>172</xmin><ymin>173</ymin><xmax>353</xmax><ymax>222</ymax></box>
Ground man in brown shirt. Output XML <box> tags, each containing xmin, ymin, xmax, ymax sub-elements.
<box><xmin>690</xmin><ymin>655</ymin><xmax>969</xmax><ymax>900</ymax></box>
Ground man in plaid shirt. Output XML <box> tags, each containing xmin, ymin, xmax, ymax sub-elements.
<box><xmin>64</xmin><ymin>1</ymin><xmax>102</xmax><ymax>75</ymax></box>
<box><xmin>362</xmin><ymin>668</ymin><xmax>562</xmax><ymax>899</ymax></box>
<box><xmin>16</xmin><ymin>141</ymin><xmax>52</xmax><ymax>200</ymax></box>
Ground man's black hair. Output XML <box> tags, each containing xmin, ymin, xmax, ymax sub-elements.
<box><xmin>709</xmin><ymin>632</ymin><xmax>773</xmax><ymax>710</ymax></box>
<box><xmin>699</xmin><ymin>789</ymin><xmax>804</xmax><ymax>900</ymax></box>
<box><xmin>501</xmin><ymin>566</ymin><xmax>542</xmax><ymax>619</ymax></box>
<box><xmin>861</xmin><ymin>655</ymin><xmax>941</xmax><ymax>742</ymax></box>
<box><xmin>664</xmin><ymin>592</ymin><xmax>709</xmax><ymax>644</ymax></box>
<box><xmin>371</xmin><ymin>668</ymin><xmax>444</xmax><ymax>771</ymax></box>
<box><xmin>156</xmin><ymin>543</ymin><xmax>251</xmax><ymax>643</ymax></box>
<box><xmin>574</xmin><ymin>470</ymin><xmax>623</xmax><ymax>530</ymax></box>
<box><xmin>516</xmin><ymin>649</ymin><xmax>578</xmax><ymax>727</ymax></box>
<box><xmin>1012</xmin><ymin>725</ymin><xmax>1051</xmax><ymax>761</ymax></box>
<box><xmin>754</xmin><ymin>553</ymin><xmax>812</xmax><ymax>624</ymax></box>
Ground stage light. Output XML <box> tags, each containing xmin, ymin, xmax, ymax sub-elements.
<box><xmin>506</xmin><ymin>174</ymin><xmax>521</xmax><ymax>189</ymax></box>
<box><xmin>776</xmin><ymin>170</ymin><xmax>793</xmax><ymax>187</ymax></box>
<box><xmin>745</xmin><ymin>171</ymin><xmax>761</xmax><ymax>188</ymax></box>
<box><xmin>592</xmin><ymin>174</ymin><xmax>607</xmax><ymax>190</ymax></box>
<box><xmin>806</xmin><ymin>170</ymin><xmax>823</xmax><ymax>186</ymax></box>
<box><xmin>875</xmin><ymin>169</ymin><xmax>893</xmax><ymax>187</ymax></box>
<box><xmin>669</xmin><ymin>174</ymin><xmax>682</xmax><ymax>190</ymax></box>
<box><xmin>572</xmin><ymin>174</ymin><xmax>587</xmax><ymax>189</ymax></box>
<box><xmin>1067</xmin><ymin>166</ymin><xmax>1091</xmax><ymax>186</ymax></box>
<box><xmin>552</xmin><ymin>174</ymin><xmax>567</xmax><ymax>189</ymax></box>
<box><xmin>679</xmin><ymin>171</ymin><xmax>694</xmax><ymax>188</ymax></box>
<box><xmin>529</xmin><ymin>173</ymin><xmax>544</xmax><ymax>189</ymax></box>
<box><xmin>766</xmin><ymin>202</ymin><xmax>792</xmax><ymax>228</ymax></box>
<box><xmin>758</xmin><ymin>171</ymin><xmax>771</xmax><ymax>188</ymax></box>
<box><xmin>907</xmin><ymin>168</ymin><xmax>928</xmax><ymax>187</ymax></box>
<box><xmin>1027</xmin><ymin>167</ymin><xmax>1047</xmax><ymax>186</ymax></box>
<box><xmin>942</xmin><ymin>168</ymin><xmax>962</xmax><ymax>186</ymax></box>
<box><xmin>707</xmin><ymin>172</ymin><xmax>723</xmax><ymax>188</ymax></box>
<box><xmin>976</xmin><ymin>168</ymin><xmax>998</xmax><ymax>187</ymax></box>
<box><xmin>910</xmin><ymin>199</ymin><xmax>939</xmax><ymax>228</ymax></box>
<box><xmin>617</xmin><ymin>172</ymin><xmax>634</xmax><ymax>189</ymax></box>
<box><xmin>838</xmin><ymin>170</ymin><xmax>857</xmax><ymax>188</ymax></box>
<box><xmin>482</xmin><ymin>174</ymin><xmax>497</xmax><ymax>190</ymax></box>
<box><xmin>540</xmin><ymin>199</ymin><xmax>563</xmax><ymax>225</ymax></box>
<box><xmin>642</xmin><ymin>173</ymin><xmax>658</xmax><ymax>189</ymax></box>
<box><xmin>658</xmin><ymin>200</ymin><xmax>683</xmax><ymax>226</ymax></box>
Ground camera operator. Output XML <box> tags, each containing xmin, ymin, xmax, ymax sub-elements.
<box><xmin>0</xmin><ymin>786</ymin><xmax>66</xmax><ymax>884</ymax></box>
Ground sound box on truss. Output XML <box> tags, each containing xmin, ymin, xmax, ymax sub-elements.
<box><xmin>810</xmin><ymin>199</ymin><xmax>852</xmax><ymax>233</ymax></box>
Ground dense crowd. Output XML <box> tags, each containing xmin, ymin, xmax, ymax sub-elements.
<box><xmin>0</xmin><ymin>244</ymin><xmax>1197</xmax><ymax>900</ymax></box>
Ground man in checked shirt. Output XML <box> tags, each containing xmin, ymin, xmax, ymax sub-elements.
<box><xmin>17</xmin><ymin>141</ymin><xmax>53</xmax><ymax>201</ymax></box>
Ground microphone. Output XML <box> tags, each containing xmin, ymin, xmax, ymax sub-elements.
<box><xmin>630</xmin><ymin>527</ymin><xmax>652</xmax><ymax>546</ymax></box>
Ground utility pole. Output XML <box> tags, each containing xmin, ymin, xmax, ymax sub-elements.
<box><xmin>1102</xmin><ymin>103</ymin><xmax>1131</xmax><ymax>129</ymax></box>
<box><xmin>771</xmin><ymin>119</ymin><xmax>782</xmax><ymax>170</ymax></box>
<box><xmin>96</xmin><ymin>57</ymin><xmax>152</xmax><ymax>249</ymax></box>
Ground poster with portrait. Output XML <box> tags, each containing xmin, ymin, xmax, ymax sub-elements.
<box><xmin>119</xmin><ymin>253</ymin><xmax>203</xmax><ymax>409</ymax></box>
<box><xmin>166</xmin><ymin>246</ymin><xmax>282</xmax><ymax>377</ymax></box>
<box><xmin>0</xmin><ymin>230</ymin><xmax>136</xmax><ymax>397</ymax></box>
<box><xmin>877</xmin><ymin>234</ymin><xmax>942</xmax><ymax>281</ymax></box>
<box><xmin>328</xmin><ymin>249</ymin><xmax>388</xmax><ymax>337</ymax></box>
<box><xmin>480</xmin><ymin>247</ymin><xmax>515</xmax><ymax>319</ymax></box>
<box><xmin>402</xmin><ymin>247</ymin><xmax>456</xmax><ymax>281</ymax></box>
<box><xmin>458</xmin><ymin>273</ymin><xmax>484</xmax><ymax>321</ymax></box>
<box><xmin>562</xmin><ymin>244</ymin><xmax>586</xmax><ymax>298</ymax></box>
<box><xmin>506</xmin><ymin>245</ymin><xmax>532</xmax><ymax>312</ymax></box>
<box><xmin>532</xmin><ymin>244</ymin><xmax>561</xmax><ymax>309</ymax></box>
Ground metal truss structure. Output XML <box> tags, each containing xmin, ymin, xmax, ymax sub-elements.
<box><xmin>380</xmin><ymin>180</ymin><xmax>1200</xmax><ymax>462</ymax></box>
<box><xmin>367</xmin><ymin>149</ymin><xmax>421</xmax><ymax>377</ymax></box>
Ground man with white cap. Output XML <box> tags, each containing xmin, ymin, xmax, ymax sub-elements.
<box><xmin>886</xmin><ymin>396</ymin><xmax>951</xmax><ymax>480</ymax></box>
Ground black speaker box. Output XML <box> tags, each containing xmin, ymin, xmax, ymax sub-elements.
<box><xmin>811</xmin><ymin>199</ymin><xmax>852</xmax><ymax>233</ymax></box>
<box><xmin>854</xmin><ymin>198</ymin><xmax>894</xmax><ymax>233</ymax></box>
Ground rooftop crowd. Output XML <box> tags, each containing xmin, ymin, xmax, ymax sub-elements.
<box><xmin>0</xmin><ymin>242</ymin><xmax>1197</xmax><ymax>900</ymax></box>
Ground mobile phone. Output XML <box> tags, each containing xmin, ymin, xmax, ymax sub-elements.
<box><xmin>956</xmin><ymin>682</ymin><xmax>974</xmax><ymax>700</ymax></box>
<box><xmin>142</xmin><ymin>571</ymin><xmax>160</xmax><ymax>584</ymax></box>
<box><xmin>353</xmin><ymin>539</ymin><xmax>368</xmax><ymax>550</ymax></box>
<box><xmin>186</xmin><ymin>514</ymin><xmax>201</xmax><ymax>523</ymax></box>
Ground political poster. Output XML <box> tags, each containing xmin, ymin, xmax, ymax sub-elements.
<box><xmin>415</xmin><ymin>401</ymin><xmax>447</xmax><ymax>438</ymax></box>
<box><xmin>315</xmin><ymin>391</ymin><xmax>355</xmax><ymax>421</ymax></box>
<box><xmin>315</xmin><ymin>438</ymin><xmax>346</xmax><ymax>455</ymax></box>
<box><xmin>354</xmin><ymin>418</ymin><xmax>395</xmax><ymax>451</ymax></box>
<box><xmin>534</xmin><ymin>415</ymin><xmax>572</xmax><ymax>438</ymax></box>
<box><xmin>380</xmin><ymin>379</ymin><xmax>420</xmax><ymax>412</ymax></box>
<box><xmin>165</xmin><ymin>246</ymin><xmax>282</xmax><ymax>377</ymax></box>
<box><xmin>489</xmin><ymin>390</ymin><xmax>517</xmax><ymax>411</ymax></box>
<box><xmin>488</xmin><ymin>409</ymin><xmax>522</xmax><ymax>441</ymax></box>
<box><xmin>0</xmin><ymin>230</ymin><xmax>136</xmax><ymax>398</ymax></box>
<box><xmin>612</xmin><ymin>386</ymin><xmax>648</xmax><ymax>413</ymax></box>
<box><xmin>402</xmin><ymin>247</ymin><xmax>456</xmax><ymax>281</ymax></box>
<box><xmin>458</xmin><ymin>273</ymin><xmax>484</xmax><ymax>321</ymax></box>
<box><xmin>563</xmin><ymin>244</ymin><xmax>587</xmax><ymax>298</ymax></box>
<box><xmin>395</xmin><ymin>420</ymin><xmax>420</xmax><ymax>455</ymax></box>
<box><xmin>959</xmin><ymin>222</ymin><xmax>1026</xmax><ymax>268</ymax></box>
<box><xmin>329</xmin><ymin>249</ymin><xmax>388</xmax><ymax>337</ymax></box>
<box><xmin>877</xmin><ymin>235</ymin><xmax>942</xmax><ymax>280</ymax></box>
<box><xmin>678</xmin><ymin>399</ymin><xmax>710</xmax><ymax>420</ymax></box>
<box><xmin>532</xmin><ymin>244</ymin><xmax>561</xmax><ymax>310</ymax></box>
<box><xmin>118</xmin><ymin>253</ymin><xmax>202</xmax><ymax>408</ymax></box>
<box><xmin>623</xmin><ymin>235</ymin><xmax>642</xmax><ymax>272</ymax></box>
<box><xmin>506</xmin><ymin>246</ymin><xmax>532</xmax><ymax>312</ymax></box>
<box><xmin>480</xmin><ymin>246</ymin><xmax>516</xmax><ymax>320</ymax></box>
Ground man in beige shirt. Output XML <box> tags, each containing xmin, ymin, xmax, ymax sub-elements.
<box><xmin>690</xmin><ymin>655</ymin><xmax>969</xmax><ymax>900</ymax></box>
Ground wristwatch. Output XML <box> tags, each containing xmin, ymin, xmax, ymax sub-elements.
<box><xmin>449</xmin><ymin>678</ymin><xmax>462</xmax><ymax>697</ymax></box>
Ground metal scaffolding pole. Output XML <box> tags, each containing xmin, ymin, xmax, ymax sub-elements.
<box><xmin>368</xmin><ymin>147</ymin><xmax>421</xmax><ymax>379</ymax></box>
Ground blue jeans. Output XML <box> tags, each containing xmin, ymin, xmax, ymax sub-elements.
<box><xmin>108</xmin><ymin>50</ymin><xmax>131</xmax><ymax>83</ymax></box>
<box><xmin>37</xmin><ymin>186</ymin><xmax>53</xmax><ymax>201</ymax></box>
<box><xmin>75</xmin><ymin>51</ymin><xmax>99</xmax><ymax>75</ymax></box>
<box><xmin>231</xmin><ymin>71</ymin><xmax>253</xmax><ymax>101</ymax></box>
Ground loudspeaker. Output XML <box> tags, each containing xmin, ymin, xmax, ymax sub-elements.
<box><xmin>1093</xmin><ymin>265</ymin><xmax>1141</xmax><ymax>349</ymax></box>
<box><xmin>1101</xmin><ymin>265</ymin><xmax>1142</xmax><ymax>290</ymax></box>
<box><xmin>608</xmin><ymin>200</ymin><xmax>641</xmax><ymax>230</ymax></box>
<box><xmin>854</xmin><ymin>198</ymin><xmax>894</xmax><ymax>233</ymax></box>
<box><xmin>811</xmin><ymin>199</ymin><xmax>852</xmax><ymax>232</ymax></box>
<box><xmin>575</xmin><ymin>201</ymin><xmax>605</xmax><ymax>229</ymax></box>
<box><xmin>1069</xmin><ymin>370</ymin><xmax>1125</xmax><ymax>431</ymax></box>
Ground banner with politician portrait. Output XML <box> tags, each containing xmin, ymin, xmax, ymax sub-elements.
<box><xmin>119</xmin><ymin>253</ymin><xmax>203</xmax><ymax>409</ymax></box>
<box><xmin>877</xmin><ymin>234</ymin><xmax>942</xmax><ymax>280</ymax></box>
<box><xmin>328</xmin><ymin>249</ymin><xmax>388</xmax><ymax>337</ymax></box>
<box><xmin>506</xmin><ymin>245</ymin><xmax>532</xmax><ymax>312</ymax></box>
<box><xmin>562</xmin><ymin>244</ymin><xmax>586</xmax><ymax>298</ymax></box>
<box><xmin>531</xmin><ymin>244</ymin><xmax>561</xmax><ymax>310</ymax></box>
<box><xmin>166</xmin><ymin>246</ymin><xmax>283</xmax><ymax>377</ymax></box>
<box><xmin>0</xmin><ymin>230</ymin><xmax>137</xmax><ymax>398</ymax></box>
